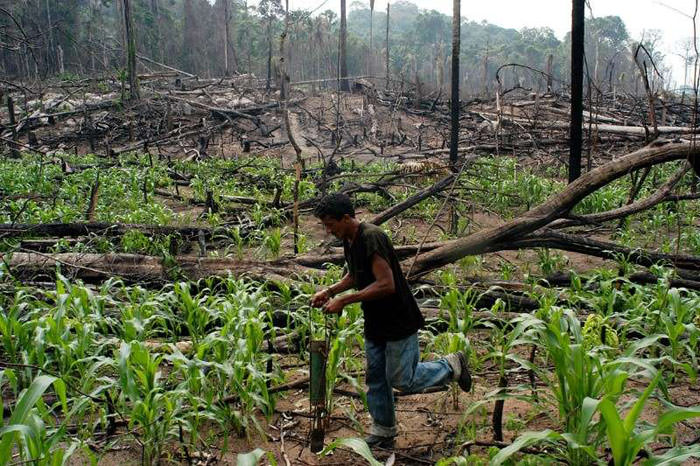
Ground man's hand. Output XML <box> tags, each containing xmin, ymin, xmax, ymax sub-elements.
<box><xmin>323</xmin><ymin>297</ymin><xmax>345</xmax><ymax>314</ymax></box>
<box><xmin>310</xmin><ymin>289</ymin><xmax>331</xmax><ymax>308</ymax></box>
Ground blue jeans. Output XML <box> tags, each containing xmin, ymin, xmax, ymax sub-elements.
<box><xmin>365</xmin><ymin>332</ymin><xmax>453</xmax><ymax>437</ymax></box>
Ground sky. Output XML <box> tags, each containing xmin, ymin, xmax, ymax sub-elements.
<box><xmin>278</xmin><ymin>0</ymin><xmax>699</xmax><ymax>88</ymax></box>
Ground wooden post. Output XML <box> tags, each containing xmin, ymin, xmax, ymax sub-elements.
<box><xmin>569</xmin><ymin>0</ymin><xmax>585</xmax><ymax>183</ymax></box>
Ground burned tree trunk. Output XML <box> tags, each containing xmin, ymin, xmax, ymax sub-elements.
<box><xmin>339</xmin><ymin>0</ymin><xmax>349</xmax><ymax>91</ymax></box>
<box><xmin>569</xmin><ymin>0</ymin><xmax>584</xmax><ymax>182</ymax></box>
<box><xmin>7</xmin><ymin>96</ymin><xmax>19</xmax><ymax>158</ymax></box>
<box><xmin>223</xmin><ymin>0</ymin><xmax>231</xmax><ymax>76</ymax></box>
<box><xmin>122</xmin><ymin>0</ymin><xmax>140</xmax><ymax>101</ymax></box>
<box><xmin>385</xmin><ymin>2</ymin><xmax>390</xmax><ymax>90</ymax></box>
<box><xmin>449</xmin><ymin>0</ymin><xmax>460</xmax><ymax>232</ymax></box>
<box><xmin>369</xmin><ymin>0</ymin><xmax>375</xmax><ymax>75</ymax></box>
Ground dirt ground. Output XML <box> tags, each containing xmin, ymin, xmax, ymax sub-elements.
<box><xmin>18</xmin><ymin>87</ymin><xmax>700</xmax><ymax>465</ymax></box>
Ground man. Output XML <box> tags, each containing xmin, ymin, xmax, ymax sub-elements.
<box><xmin>310</xmin><ymin>192</ymin><xmax>471</xmax><ymax>449</ymax></box>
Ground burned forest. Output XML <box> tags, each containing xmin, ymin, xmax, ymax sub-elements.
<box><xmin>1</xmin><ymin>0</ymin><xmax>700</xmax><ymax>465</ymax></box>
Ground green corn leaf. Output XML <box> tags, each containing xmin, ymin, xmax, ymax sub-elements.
<box><xmin>624</xmin><ymin>335</ymin><xmax>666</xmax><ymax>357</ymax></box>
<box><xmin>644</xmin><ymin>445</ymin><xmax>700</xmax><ymax>465</ymax></box>
<box><xmin>236</xmin><ymin>448</ymin><xmax>267</xmax><ymax>466</ymax></box>
<box><xmin>321</xmin><ymin>437</ymin><xmax>384</xmax><ymax>466</ymax></box>
<box><xmin>53</xmin><ymin>378</ymin><xmax>68</xmax><ymax>415</ymax></box>
<box><xmin>490</xmin><ymin>430</ymin><xmax>562</xmax><ymax>466</ymax></box>
<box><xmin>579</xmin><ymin>397</ymin><xmax>602</xmax><ymax>435</ymax></box>
<box><xmin>654</xmin><ymin>406</ymin><xmax>700</xmax><ymax>435</ymax></box>
<box><xmin>0</xmin><ymin>375</ymin><xmax>56</xmax><ymax>465</ymax></box>
<box><xmin>623</xmin><ymin>372</ymin><xmax>661</xmax><ymax>434</ymax></box>
<box><xmin>597</xmin><ymin>399</ymin><xmax>626</xmax><ymax>466</ymax></box>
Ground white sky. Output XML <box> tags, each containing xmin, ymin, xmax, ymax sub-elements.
<box><xmin>279</xmin><ymin>0</ymin><xmax>699</xmax><ymax>88</ymax></box>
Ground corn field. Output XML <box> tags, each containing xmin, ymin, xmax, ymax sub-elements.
<box><xmin>1</xmin><ymin>151</ymin><xmax>700</xmax><ymax>465</ymax></box>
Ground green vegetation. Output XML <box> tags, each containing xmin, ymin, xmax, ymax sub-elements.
<box><xmin>1</xmin><ymin>151</ymin><xmax>699</xmax><ymax>464</ymax></box>
<box><xmin>5</xmin><ymin>1</ymin><xmax>656</xmax><ymax>97</ymax></box>
<box><xmin>2</xmin><ymin>264</ymin><xmax>698</xmax><ymax>464</ymax></box>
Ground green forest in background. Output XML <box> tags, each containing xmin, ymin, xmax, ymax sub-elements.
<box><xmin>0</xmin><ymin>0</ymin><xmax>670</xmax><ymax>94</ymax></box>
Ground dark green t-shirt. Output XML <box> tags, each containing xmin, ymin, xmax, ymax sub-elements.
<box><xmin>343</xmin><ymin>223</ymin><xmax>425</xmax><ymax>342</ymax></box>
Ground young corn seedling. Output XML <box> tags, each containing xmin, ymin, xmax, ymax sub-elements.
<box><xmin>0</xmin><ymin>374</ymin><xmax>75</xmax><ymax>466</ymax></box>
<box><xmin>118</xmin><ymin>341</ymin><xmax>183</xmax><ymax>465</ymax></box>
<box><xmin>596</xmin><ymin>371</ymin><xmax>700</xmax><ymax>466</ymax></box>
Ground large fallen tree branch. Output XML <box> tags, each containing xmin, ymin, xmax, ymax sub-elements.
<box><xmin>548</xmin><ymin>162</ymin><xmax>691</xmax><ymax>229</ymax></box>
<box><xmin>407</xmin><ymin>140</ymin><xmax>700</xmax><ymax>277</ymax></box>
<box><xmin>508</xmin><ymin>230</ymin><xmax>700</xmax><ymax>274</ymax></box>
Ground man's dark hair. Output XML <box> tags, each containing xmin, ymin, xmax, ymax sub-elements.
<box><xmin>314</xmin><ymin>192</ymin><xmax>355</xmax><ymax>220</ymax></box>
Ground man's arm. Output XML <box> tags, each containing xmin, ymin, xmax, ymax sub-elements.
<box><xmin>310</xmin><ymin>272</ymin><xmax>355</xmax><ymax>308</ymax></box>
<box><xmin>323</xmin><ymin>253</ymin><xmax>395</xmax><ymax>314</ymax></box>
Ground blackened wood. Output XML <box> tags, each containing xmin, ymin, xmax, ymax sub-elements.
<box><xmin>569</xmin><ymin>0</ymin><xmax>584</xmax><ymax>182</ymax></box>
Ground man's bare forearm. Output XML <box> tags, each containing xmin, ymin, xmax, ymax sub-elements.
<box><xmin>328</xmin><ymin>273</ymin><xmax>355</xmax><ymax>296</ymax></box>
<box><xmin>338</xmin><ymin>280</ymin><xmax>394</xmax><ymax>306</ymax></box>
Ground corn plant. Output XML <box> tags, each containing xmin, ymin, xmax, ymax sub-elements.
<box><xmin>325</xmin><ymin>307</ymin><xmax>365</xmax><ymax>412</ymax></box>
<box><xmin>490</xmin><ymin>368</ymin><xmax>700</xmax><ymax>466</ymax></box>
<box><xmin>596</xmin><ymin>372</ymin><xmax>700</xmax><ymax>466</ymax></box>
<box><xmin>0</xmin><ymin>373</ymin><xmax>76</xmax><ymax>466</ymax></box>
<box><xmin>117</xmin><ymin>341</ymin><xmax>183</xmax><ymax>465</ymax></box>
<box><xmin>262</xmin><ymin>228</ymin><xmax>283</xmax><ymax>258</ymax></box>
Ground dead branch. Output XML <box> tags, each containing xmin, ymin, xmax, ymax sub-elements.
<box><xmin>408</xmin><ymin>140</ymin><xmax>700</xmax><ymax>277</ymax></box>
<box><xmin>549</xmin><ymin>162</ymin><xmax>691</xmax><ymax>229</ymax></box>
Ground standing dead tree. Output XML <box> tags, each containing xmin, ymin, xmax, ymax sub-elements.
<box><xmin>633</xmin><ymin>42</ymin><xmax>661</xmax><ymax>140</ymax></box>
<box><xmin>279</xmin><ymin>0</ymin><xmax>304</xmax><ymax>254</ymax></box>
<box><xmin>569</xmin><ymin>0</ymin><xmax>585</xmax><ymax>182</ymax></box>
<box><xmin>122</xmin><ymin>0</ymin><xmax>140</xmax><ymax>101</ymax></box>
<box><xmin>449</xmin><ymin>0</ymin><xmax>460</xmax><ymax>233</ymax></box>
<box><xmin>339</xmin><ymin>0</ymin><xmax>349</xmax><ymax>91</ymax></box>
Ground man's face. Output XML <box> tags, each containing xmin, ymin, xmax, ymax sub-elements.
<box><xmin>320</xmin><ymin>215</ymin><xmax>348</xmax><ymax>240</ymax></box>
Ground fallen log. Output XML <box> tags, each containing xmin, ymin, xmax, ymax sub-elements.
<box><xmin>3</xmin><ymin>251</ymin><xmax>316</xmax><ymax>284</ymax></box>
<box><xmin>369</xmin><ymin>174</ymin><xmax>456</xmax><ymax>226</ymax></box>
<box><xmin>494</xmin><ymin>113</ymin><xmax>700</xmax><ymax>136</ymax></box>
<box><xmin>508</xmin><ymin>230</ymin><xmax>700</xmax><ymax>273</ymax></box>
<box><xmin>136</xmin><ymin>54</ymin><xmax>196</xmax><ymax>78</ymax></box>
<box><xmin>0</xmin><ymin>222</ymin><xmax>227</xmax><ymax>241</ymax></box>
<box><xmin>111</xmin><ymin>121</ymin><xmax>226</xmax><ymax>155</ymax></box>
<box><xmin>537</xmin><ymin>270</ymin><xmax>700</xmax><ymax>291</ymax></box>
<box><xmin>548</xmin><ymin>163</ymin><xmax>691</xmax><ymax>229</ymax></box>
<box><xmin>295</xmin><ymin>242</ymin><xmax>445</xmax><ymax>268</ymax></box>
<box><xmin>408</xmin><ymin>140</ymin><xmax>700</xmax><ymax>277</ymax></box>
<box><xmin>158</xmin><ymin>93</ymin><xmax>260</xmax><ymax>123</ymax></box>
<box><xmin>8</xmin><ymin>101</ymin><xmax>117</xmax><ymax>134</ymax></box>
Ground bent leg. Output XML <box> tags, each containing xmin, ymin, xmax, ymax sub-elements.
<box><xmin>385</xmin><ymin>333</ymin><xmax>453</xmax><ymax>393</ymax></box>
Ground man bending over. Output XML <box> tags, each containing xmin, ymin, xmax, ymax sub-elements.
<box><xmin>310</xmin><ymin>192</ymin><xmax>471</xmax><ymax>449</ymax></box>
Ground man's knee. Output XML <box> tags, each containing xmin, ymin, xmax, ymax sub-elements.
<box><xmin>388</xmin><ymin>367</ymin><xmax>413</xmax><ymax>392</ymax></box>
